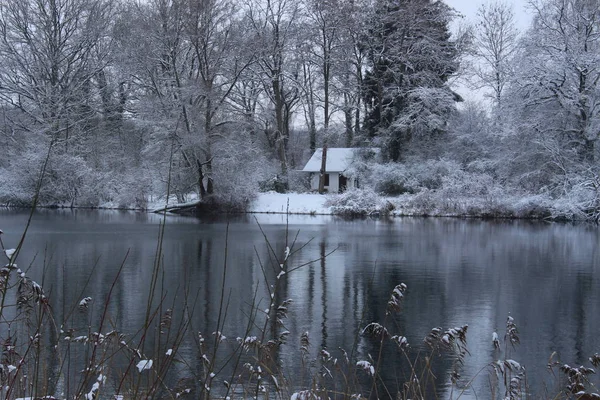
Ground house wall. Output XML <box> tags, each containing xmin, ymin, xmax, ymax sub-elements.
<box><xmin>310</xmin><ymin>172</ymin><xmax>339</xmax><ymax>193</ymax></box>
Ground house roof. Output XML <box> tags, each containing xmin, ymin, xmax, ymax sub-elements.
<box><xmin>302</xmin><ymin>148</ymin><xmax>359</xmax><ymax>173</ymax></box>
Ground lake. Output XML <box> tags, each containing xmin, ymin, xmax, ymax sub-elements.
<box><xmin>1</xmin><ymin>209</ymin><xmax>599</xmax><ymax>399</ymax></box>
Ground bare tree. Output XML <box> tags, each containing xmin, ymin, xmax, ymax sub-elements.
<box><xmin>0</xmin><ymin>0</ymin><xmax>115</xmax><ymax>143</ymax></box>
<box><xmin>244</xmin><ymin>0</ymin><xmax>302</xmax><ymax>178</ymax></box>
<box><xmin>116</xmin><ymin>0</ymin><xmax>255</xmax><ymax>201</ymax></box>
<box><xmin>472</xmin><ymin>1</ymin><xmax>519</xmax><ymax>108</ymax></box>
<box><xmin>514</xmin><ymin>0</ymin><xmax>600</xmax><ymax>161</ymax></box>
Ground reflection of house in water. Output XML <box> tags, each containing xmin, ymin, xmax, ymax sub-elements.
<box><xmin>301</xmin><ymin>148</ymin><xmax>378</xmax><ymax>193</ymax></box>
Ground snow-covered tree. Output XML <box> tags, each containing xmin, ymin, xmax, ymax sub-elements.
<box><xmin>515</xmin><ymin>0</ymin><xmax>600</xmax><ymax>162</ymax></box>
<box><xmin>244</xmin><ymin>0</ymin><xmax>302</xmax><ymax>178</ymax></box>
<box><xmin>471</xmin><ymin>1</ymin><xmax>520</xmax><ymax>108</ymax></box>
<box><xmin>362</xmin><ymin>0</ymin><xmax>460</xmax><ymax>161</ymax></box>
<box><xmin>0</xmin><ymin>0</ymin><xmax>115</xmax><ymax>143</ymax></box>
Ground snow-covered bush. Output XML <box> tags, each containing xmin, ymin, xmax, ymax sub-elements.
<box><xmin>210</xmin><ymin>141</ymin><xmax>277</xmax><ymax>211</ymax></box>
<box><xmin>349</xmin><ymin>157</ymin><xmax>463</xmax><ymax>196</ymax></box>
<box><xmin>438</xmin><ymin>170</ymin><xmax>497</xmax><ymax>197</ymax></box>
<box><xmin>258</xmin><ymin>175</ymin><xmax>289</xmax><ymax>193</ymax></box>
<box><xmin>287</xmin><ymin>170</ymin><xmax>311</xmax><ymax>193</ymax></box>
<box><xmin>103</xmin><ymin>170</ymin><xmax>154</xmax><ymax>209</ymax></box>
<box><xmin>511</xmin><ymin>194</ymin><xmax>553</xmax><ymax>219</ymax></box>
<box><xmin>551</xmin><ymin>173</ymin><xmax>600</xmax><ymax>221</ymax></box>
<box><xmin>0</xmin><ymin>149</ymin><xmax>97</xmax><ymax>207</ymax></box>
<box><xmin>371</xmin><ymin>163</ymin><xmax>419</xmax><ymax>195</ymax></box>
<box><xmin>326</xmin><ymin>188</ymin><xmax>391</xmax><ymax>216</ymax></box>
<box><xmin>406</xmin><ymin>158</ymin><xmax>463</xmax><ymax>190</ymax></box>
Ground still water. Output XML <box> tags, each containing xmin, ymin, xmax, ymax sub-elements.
<box><xmin>1</xmin><ymin>209</ymin><xmax>599</xmax><ymax>398</ymax></box>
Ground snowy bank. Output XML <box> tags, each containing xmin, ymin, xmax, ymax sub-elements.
<box><xmin>249</xmin><ymin>192</ymin><xmax>331</xmax><ymax>215</ymax></box>
<box><xmin>249</xmin><ymin>191</ymin><xmax>561</xmax><ymax>220</ymax></box>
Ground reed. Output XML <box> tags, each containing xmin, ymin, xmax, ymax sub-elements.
<box><xmin>0</xmin><ymin>144</ymin><xmax>599</xmax><ymax>399</ymax></box>
<box><xmin>3</xmin><ymin>221</ymin><xmax>600</xmax><ymax>399</ymax></box>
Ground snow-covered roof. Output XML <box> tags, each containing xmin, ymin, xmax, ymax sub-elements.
<box><xmin>301</xmin><ymin>148</ymin><xmax>359</xmax><ymax>173</ymax></box>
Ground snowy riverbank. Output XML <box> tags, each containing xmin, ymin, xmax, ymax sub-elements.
<box><xmin>1</xmin><ymin>190</ymin><xmax>591</xmax><ymax>221</ymax></box>
<box><xmin>247</xmin><ymin>190</ymin><xmax>577</xmax><ymax>221</ymax></box>
<box><xmin>249</xmin><ymin>191</ymin><xmax>556</xmax><ymax>220</ymax></box>
<box><xmin>249</xmin><ymin>192</ymin><xmax>331</xmax><ymax>214</ymax></box>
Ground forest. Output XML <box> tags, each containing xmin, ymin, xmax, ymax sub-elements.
<box><xmin>0</xmin><ymin>0</ymin><xmax>599</xmax><ymax>221</ymax></box>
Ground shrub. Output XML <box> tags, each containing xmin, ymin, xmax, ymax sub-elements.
<box><xmin>326</xmin><ymin>188</ymin><xmax>389</xmax><ymax>216</ymax></box>
<box><xmin>371</xmin><ymin>163</ymin><xmax>418</xmax><ymax>195</ymax></box>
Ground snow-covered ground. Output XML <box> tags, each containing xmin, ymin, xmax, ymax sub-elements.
<box><xmin>116</xmin><ymin>190</ymin><xmax>561</xmax><ymax>220</ymax></box>
<box><xmin>249</xmin><ymin>192</ymin><xmax>332</xmax><ymax>214</ymax></box>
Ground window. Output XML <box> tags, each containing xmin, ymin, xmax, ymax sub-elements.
<box><xmin>324</xmin><ymin>174</ymin><xmax>330</xmax><ymax>186</ymax></box>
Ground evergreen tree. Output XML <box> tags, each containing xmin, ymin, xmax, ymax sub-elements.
<box><xmin>362</xmin><ymin>0</ymin><xmax>460</xmax><ymax>161</ymax></box>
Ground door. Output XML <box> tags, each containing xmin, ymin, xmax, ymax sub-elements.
<box><xmin>338</xmin><ymin>174</ymin><xmax>348</xmax><ymax>192</ymax></box>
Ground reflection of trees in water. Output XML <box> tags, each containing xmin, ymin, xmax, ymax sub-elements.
<box><xmin>4</xmin><ymin>213</ymin><xmax>600</xmax><ymax>398</ymax></box>
<box><xmin>320</xmin><ymin>241</ymin><xmax>328</xmax><ymax>351</ymax></box>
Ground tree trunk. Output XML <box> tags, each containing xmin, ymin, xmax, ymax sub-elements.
<box><xmin>197</xmin><ymin>160</ymin><xmax>207</xmax><ymax>199</ymax></box>
<box><xmin>318</xmin><ymin>144</ymin><xmax>328</xmax><ymax>194</ymax></box>
<box><xmin>273</xmin><ymin>77</ymin><xmax>288</xmax><ymax>175</ymax></box>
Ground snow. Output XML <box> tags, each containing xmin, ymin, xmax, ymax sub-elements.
<box><xmin>356</xmin><ymin>360</ymin><xmax>375</xmax><ymax>376</ymax></box>
<box><xmin>145</xmin><ymin>193</ymin><xmax>201</xmax><ymax>213</ymax></box>
<box><xmin>79</xmin><ymin>297</ymin><xmax>92</xmax><ymax>307</ymax></box>
<box><xmin>302</xmin><ymin>148</ymin><xmax>359</xmax><ymax>172</ymax></box>
<box><xmin>4</xmin><ymin>248</ymin><xmax>16</xmax><ymax>259</ymax></box>
<box><xmin>136</xmin><ymin>359</ymin><xmax>153</xmax><ymax>372</ymax></box>
<box><xmin>250</xmin><ymin>192</ymin><xmax>331</xmax><ymax>214</ymax></box>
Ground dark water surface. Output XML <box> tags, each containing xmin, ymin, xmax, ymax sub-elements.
<box><xmin>1</xmin><ymin>209</ymin><xmax>599</xmax><ymax>398</ymax></box>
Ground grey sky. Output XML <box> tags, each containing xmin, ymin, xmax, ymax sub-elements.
<box><xmin>444</xmin><ymin>0</ymin><xmax>534</xmax><ymax>31</ymax></box>
<box><xmin>444</xmin><ymin>0</ymin><xmax>534</xmax><ymax>102</ymax></box>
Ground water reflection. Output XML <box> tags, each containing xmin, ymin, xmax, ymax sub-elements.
<box><xmin>0</xmin><ymin>210</ymin><xmax>599</xmax><ymax>398</ymax></box>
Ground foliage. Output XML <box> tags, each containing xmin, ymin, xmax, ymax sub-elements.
<box><xmin>326</xmin><ymin>187</ymin><xmax>390</xmax><ymax>216</ymax></box>
<box><xmin>0</xmin><ymin>0</ymin><xmax>599</xmax><ymax>221</ymax></box>
<box><xmin>362</xmin><ymin>0</ymin><xmax>460</xmax><ymax>161</ymax></box>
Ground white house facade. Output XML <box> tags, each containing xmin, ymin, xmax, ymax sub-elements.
<box><xmin>301</xmin><ymin>148</ymin><xmax>361</xmax><ymax>193</ymax></box>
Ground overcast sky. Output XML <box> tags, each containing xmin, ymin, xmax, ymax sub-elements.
<box><xmin>444</xmin><ymin>0</ymin><xmax>534</xmax><ymax>31</ymax></box>
<box><xmin>444</xmin><ymin>0</ymin><xmax>534</xmax><ymax>102</ymax></box>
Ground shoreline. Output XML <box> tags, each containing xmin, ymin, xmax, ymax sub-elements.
<box><xmin>0</xmin><ymin>191</ymin><xmax>593</xmax><ymax>222</ymax></box>
<box><xmin>0</xmin><ymin>202</ymin><xmax>576</xmax><ymax>223</ymax></box>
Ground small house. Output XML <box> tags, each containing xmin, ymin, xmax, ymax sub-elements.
<box><xmin>301</xmin><ymin>148</ymin><xmax>362</xmax><ymax>193</ymax></box>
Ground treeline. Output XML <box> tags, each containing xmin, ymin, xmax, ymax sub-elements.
<box><xmin>0</xmin><ymin>0</ymin><xmax>599</xmax><ymax>219</ymax></box>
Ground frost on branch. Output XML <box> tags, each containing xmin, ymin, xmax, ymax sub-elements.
<box><xmin>276</xmin><ymin>299</ymin><xmax>292</xmax><ymax>327</ymax></box>
<box><xmin>391</xmin><ymin>335</ymin><xmax>409</xmax><ymax>350</ymax></box>
<box><xmin>79</xmin><ymin>297</ymin><xmax>92</xmax><ymax>311</ymax></box>
<box><xmin>17</xmin><ymin>275</ymin><xmax>46</xmax><ymax>307</ymax></box>
<box><xmin>492</xmin><ymin>331</ymin><xmax>500</xmax><ymax>349</ymax></box>
<box><xmin>356</xmin><ymin>360</ymin><xmax>375</xmax><ymax>377</ymax></box>
<box><xmin>85</xmin><ymin>373</ymin><xmax>106</xmax><ymax>400</ymax></box>
<box><xmin>212</xmin><ymin>331</ymin><xmax>226</xmax><ymax>343</ymax></box>
<box><xmin>505</xmin><ymin>315</ymin><xmax>520</xmax><ymax>347</ymax></box>
<box><xmin>492</xmin><ymin>359</ymin><xmax>526</xmax><ymax>400</ymax></box>
<box><xmin>237</xmin><ymin>336</ymin><xmax>260</xmax><ymax>352</ymax></box>
<box><xmin>291</xmin><ymin>390</ymin><xmax>319</xmax><ymax>400</ymax></box>
<box><xmin>424</xmin><ymin>325</ymin><xmax>469</xmax><ymax>364</ymax></box>
<box><xmin>4</xmin><ymin>249</ymin><xmax>15</xmax><ymax>260</ymax></box>
<box><xmin>300</xmin><ymin>331</ymin><xmax>310</xmax><ymax>357</ymax></box>
<box><xmin>136</xmin><ymin>359</ymin><xmax>153</xmax><ymax>373</ymax></box>
<box><xmin>560</xmin><ymin>364</ymin><xmax>596</xmax><ymax>394</ymax></box>
<box><xmin>386</xmin><ymin>283</ymin><xmax>407</xmax><ymax>315</ymax></box>
<box><xmin>361</xmin><ymin>322</ymin><xmax>389</xmax><ymax>338</ymax></box>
